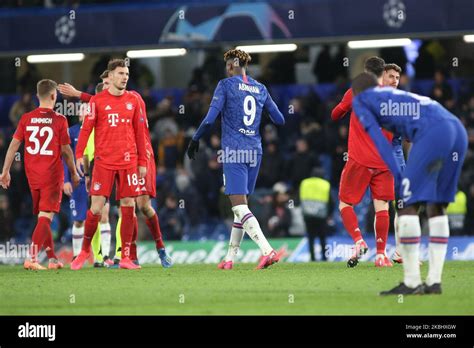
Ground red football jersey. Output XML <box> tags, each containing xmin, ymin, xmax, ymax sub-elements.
<box><xmin>13</xmin><ymin>107</ymin><xmax>70</xmax><ymax>189</ymax></box>
<box><xmin>81</xmin><ymin>89</ymin><xmax>153</xmax><ymax>156</ymax></box>
<box><xmin>331</xmin><ymin>88</ymin><xmax>393</xmax><ymax>169</ymax></box>
<box><xmin>75</xmin><ymin>89</ymin><xmax>147</xmax><ymax>170</ymax></box>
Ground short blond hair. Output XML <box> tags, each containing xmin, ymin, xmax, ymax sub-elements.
<box><xmin>37</xmin><ymin>79</ymin><xmax>57</xmax><ymax>99</ymax></box>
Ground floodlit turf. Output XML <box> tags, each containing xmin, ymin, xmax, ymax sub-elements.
<box><xmin>0</xmin><ymin>261</ymin><xmax>473</xmax><ymax>315</ymax></box>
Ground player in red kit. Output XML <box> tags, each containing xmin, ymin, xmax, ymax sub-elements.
<box><xmin>59</xmin><ymin>68</ymin><xmax>172</xmax><ymax>267</ymax></box>
<box><xmin>71</xmin><ymin>59</ymin><xmax>147</xmax><ymax>270</ymax></box>
<box><xmin>0</xmin><ymin>79</ymin><xmax>80</xmax><ymax>270</ymax></box>
<box><xmin>332</xmin><ymin>57</ymin><xmax>399</xmax><ymax>268</ymax></box>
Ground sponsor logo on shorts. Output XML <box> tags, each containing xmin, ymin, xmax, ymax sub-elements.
<box><xmin>93</xmin><ymin>182</ymin><xmax>101</xmax><ymax>191</ymax></box>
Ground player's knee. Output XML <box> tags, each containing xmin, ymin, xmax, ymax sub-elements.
<box><xmin>397</xmin><ymin>205</ymin><xmax>418</xmax><ymax>216</ymax></box>
<box><xmin>120</xmin><ymin>198</ymin><xmax>135</xmax><ymax>207</ymax></box>
<box><xmin>426</xmin><ymin>204</ymin><xmax>446</xmax><ymax>218</ymax></box>
<box><xmin>90</xmin><ymin>206</ymin><xmax>102</xmax><ymax>215</ymax></box>
<box><xmin>339</xmin><ymin>201</ymin><xmax>351</xmax><ymax>211</ymax></box>
<box><xmin>373</xmin><ymin>199</ymin><xmax>388</xmax><ymax>212</ymax></box>
<box><xmin>74</xmin><ymin>221</ymin><xmax>84</xmax><ymax>228</ymax></box>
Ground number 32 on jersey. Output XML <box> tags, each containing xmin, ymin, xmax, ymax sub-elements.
<box><xmin>26</xmin><ymin>126</ymin><xmax>53</xmax><ymax>156</ymax></box>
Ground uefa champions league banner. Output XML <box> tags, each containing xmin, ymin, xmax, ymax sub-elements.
<box><xmin>1</xmin><ymin>0</ymin><xmax>474</xmax><ymax>53</ymax></box>
<box><xmin>1</xmin><ymin>237</ymin><xmax>473</xmax><ymax>265</ymax></box>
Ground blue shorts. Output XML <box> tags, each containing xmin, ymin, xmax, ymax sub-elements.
<box><xmin>401</xmin><ymin>118</ymin><xmax>468</xmax><ymax>205</ymax></box>
<box><xmin>223</xmin><ymin>154</ymin><xmax>262</xmax><ymax>195</ymax></box>
<box><xmin>69</xmin><ymin>182</ymin><xmax>88</xmax><ymax>222</ymax></box>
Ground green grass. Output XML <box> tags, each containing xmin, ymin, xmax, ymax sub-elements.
<box><xmin>0</xmin><ymin>261</ymin><xmax>473</xmax><ymax>315</ymax></box>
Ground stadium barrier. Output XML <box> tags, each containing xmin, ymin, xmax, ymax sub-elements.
<box><xmin>1</xmin><ymin>236</ymin><xmax>473</xmax><ymax>265</ymax></box>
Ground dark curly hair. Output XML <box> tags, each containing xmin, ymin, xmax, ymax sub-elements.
<box><xmin>223</xmin><ymin>49</ymin><xmax>252</xmax><ymax>68</ymax></box>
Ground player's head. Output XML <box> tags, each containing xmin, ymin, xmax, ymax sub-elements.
<box><xmin>107</xmin><ymin>59</ymin><xmax>129</xmax><ymax>91</ymax></box>
<box><xmin>100</xmin><ymin>70</ymin><xmax>110</xmax><ymax>89</ymax></box>
<box><xmin>223</xmin><ymin>49</ymin><xmax>252</xmax><ymax>77</ymax></box>
<box><xmin>352</xmin><ymin>72</ymin><xmax>378</xmax><ymax>96</ymax></box>
<box><xmin>383</xmin><ymin>63</ymin><xmax>402</xmax><ymax>88</ymax></box>
<box><xmin>36</xmin><ymin>79</ymin><xmax>58</xmax><ymax>105</ymax></box>
<box><xmin>95</xmin><ymin>82</ymin><xmax>105</xmax><ymax>94</ymax></box>
<box><xmin>364</xmin><ymin>56</ymin><xmax>385</xmax><ymax>79</ymax></box>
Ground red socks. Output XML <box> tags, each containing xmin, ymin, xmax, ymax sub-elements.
<box><xmin>340</xmin><ymin>206</ymin><xmax>362</xmax><ymax>243</ymax></box>
<box><xmin>145</xmin><ymin>213</ymin><xmax>165</xmax><ymax>249</ymax></box>
<box><xmin>375</xmin><ymin>210</ymin><xmax>390</xmax><ymax>254</ymax></box>
<box><xmin>30</xmin><ymin>216</ymin><xmax>51</xmax><ymax>262</ymax></box>
<box><xmin>120</xmin><ymin>206</ymin><xmax>135</xmax><ymax>259</ymax></box>
<box><xmin>42</xmin><ymin>227</ymin><xmax>57</xmax><ymax>260</ymax></box>
<box><xmin>82</xmin><ymin>210</ymin><xmax>101</xmax><ymax>252</ymax></box>
<box><xmin>130</xmin><ymin>216</ymin><xmax>138</xmax><ymax>261</ymax></box>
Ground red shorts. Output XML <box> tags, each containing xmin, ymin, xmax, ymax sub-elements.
<box><xmin>90</xmin><ymin>163</ymin><xmax>140</xmax><ymax>200</ymax></box>
<box><xmin>339</xmin><ymin>158</ymin><xmax>395</xmax><ymax>204</ymax></box>
<box><xmin>138</xmin><ymin>159</ymin><xmax>156</xmax><ymax>198</ymax></box>
<box><xmin>30</xmin><ymin>182</ymin><xmax>63</xmax><ymax>215</ymax></box>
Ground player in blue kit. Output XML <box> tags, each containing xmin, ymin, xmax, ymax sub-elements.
<box><xmin>351</xmin><ymin>73</ymin><xmax>468</xmax><ymax>295</ymax></box>
<box><xmin>187</xmin><ymin>49</ymin><xmax>285</xmax><ymax>270</ymax></box>
<box><xmin>63</xmin><ymin>113</ymin><xmax>88</xmax><ymax>260</ymax></box>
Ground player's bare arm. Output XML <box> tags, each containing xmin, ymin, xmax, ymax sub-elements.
<box><xmin>0</xmin><ymin>138</ymin><xmax>22</xmax><ymax>189</ymax></box>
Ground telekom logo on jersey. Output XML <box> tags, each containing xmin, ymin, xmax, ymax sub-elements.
<box><xmin>108</xmin><ymin>113</ymin><xmax>119</xmax><ymax>127</ymax></box>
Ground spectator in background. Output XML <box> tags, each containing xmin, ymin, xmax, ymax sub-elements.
<box><xmin>9</xmin><ymin>93</ymin><xmax>36</xmax><ymax>127</ymax></box>
<box><xmin>332</xmin><ymin>44</ymin><xmax>349</xmax><ymax>83</ymax></box>
<box><xmin>0</xmin><ymin>132</ymin><xmax>8</xmax><ymax>166</ymax></box>
<box><xmin>287</xmin><ymin>138</ymin><xmax>320</xmax><ymax>190</ymax></box>
<box><xmin>175</xmin><ymin>170</ymin><xmax>205</xmax><ymax>227</ymax></box>
<box><xmin>264</xmin><ymin>182</ymin><xmax>292</xmax><ymax>238</ymax></box>
<box><xmin>18</xmin><ymin>62</ymin><xmax>41</xmax><ymax>93</ymax></box>
<box><xmin>195</xmin><ymin>134</ymin><xmax>223</xmax><ymax>218</ymax></box>
<box><xmin>157</xmin><ymin>128</ymin><xmax>185</xmax><ymax>171</ymax></box>
<box><xmin>257</xmin><ymin>141</ymin><xmax>284</xmax><ymax>189</ymax></box>
<box><xmin>300</xmin><ymin>167</ymin><xmax>332</xmax><ymax>261</ymax></box>
<box><xmin>266</xmin><ymin>52</ymin><xmax>296</xmax><ymax>84</ymax></box>
<box><xmin>430</xmin><ymin>69</ymin><xmax>455</xmax><ymax>109</ymax></box>
<box><xmin>0</xmin><ymin>194</ymin><xmax>13</xmax><ymax>241</ymax></box>
<box><xmin>158</xmin><ymin>194</ymin><xmax>188</xmax><ymax>241</ymax></box>
<box><xmin>328</xmin><ymin>123</ymin><xmax>349</xmax><ymax>187</ymax></box>
<box><xmin>313</xmin><ymin>45</ymin><xmax>333</xmax><ymax>83</ymax></box>
<box><xmin>414</xmin><ymin>41</ymin><xmax>436</xmax><ymax>79</ymax></box>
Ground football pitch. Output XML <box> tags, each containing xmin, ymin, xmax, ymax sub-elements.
<box><xmin>0</xmin><ymin>261</ymin><xmax>473</xmax><ymax>315</ymax></box>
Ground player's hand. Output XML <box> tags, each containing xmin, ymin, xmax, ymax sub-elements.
<box><xmin>85</xmin><ymin>176</ymin><xmax>91</xmax><ymax>193</ymax></box>
<box><xmin>0</xmin><ymin>171</ymin><xmax>11</xmax><ymax>189</ymax></box>
<box><xmin>58</xmin><ymin>83</ymin><xmax>81</xmax><ymax>98</ymax></box>
<box><xmin>138</xmin><ymin>166</ymin><xmax>147</xmax><ymax>179</ymax></box>
<box><xmin>186</xmin><ymin>139</ymin><xmax>199</xmax><ymax>160</ymax></box>
<box><xmin>71</xmin><ymin>173</ymin><xmax>81</xmax><ymax>189</ymax></box>
<box><xmin>63</xmin><ymin>182</ymin><xmax>73</xmax><ymax>196</ymax></box>
<box><xmin>76</xmin><ymin>158</ymin><xmax>84</xmax><ymax>177</ymax></box>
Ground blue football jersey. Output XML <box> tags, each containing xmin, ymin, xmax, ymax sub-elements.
<box><xmin>63</xmin><ymin>123</ymin><xmax>82</xmax><ymax>183</ymax></box>
<box><xmin>353</xmin><ymin>86</ymin><xmax>457</xmax><ymax>142</ymax></box>
<box><xmin>210</xmin><ymin>75</ymin><xmax>272</xmax><ymax>154</ymax></box>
